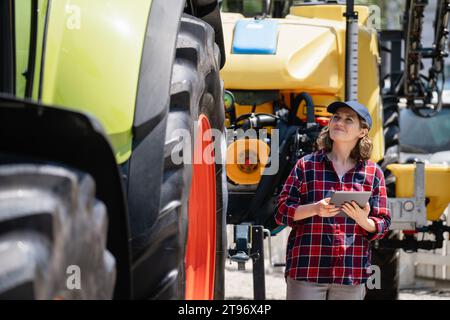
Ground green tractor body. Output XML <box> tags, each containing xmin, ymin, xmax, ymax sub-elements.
<box><xmin>0</xmin><ymin>0</ymin><xmax>227</xmax><ymax>300</ymax></box>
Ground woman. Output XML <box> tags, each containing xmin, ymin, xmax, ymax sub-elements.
<box><xmin>275</xmin><ymin>100</ymin><xmax>391</xmax><ymax>300</ymax></box>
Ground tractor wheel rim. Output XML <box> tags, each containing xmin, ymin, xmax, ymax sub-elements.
<box><xmin>185</xmin><ymin>114</ymin><xmax>216</xmax><ymax>300</ymax></box>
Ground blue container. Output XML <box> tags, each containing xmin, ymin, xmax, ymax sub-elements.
<box><xmin>232</xmin><ymin>19</ymin><xmax>278</xmax><ymax>54</ymax></box>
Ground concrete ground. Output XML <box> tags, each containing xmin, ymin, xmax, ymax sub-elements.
<box><xmin>225</xmin><ymin>226</ymin><xmax>450</xmax><ymax>300</ymax></box>
<box><xmin>224</xmin><ymin>262</ymin><xmax>450</xmax><ymax>300</ymax></box>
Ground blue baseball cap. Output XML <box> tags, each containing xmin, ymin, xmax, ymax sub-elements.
<box><xmin>327</xmin><ymin>100</ymin><xmax>372</xmax><ymax>130</ymax></box>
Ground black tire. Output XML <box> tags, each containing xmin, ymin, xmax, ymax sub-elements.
<box><xmin>0</xmin><ymin>164</ymin><xmax>115</xmax><ymax>299</ymax></box>
<box><xmin>137</xmin><ymin>14</ymin><xmax>226</xmax><ymax>299</ymax></box>
<box><xmin>381</xmin><ymin>95</ymin><xmax>400</xmax><ymax>152</ymax></box>
<box><xmin>380</xmin><ymin>94</ymin><xmax>399</xmax><ymax>196</ymax></box>
<box><xmin>366</xmin><ymin>235</ymin><xmax>400</xmax><ymax>300</ymax></box>
<box><xmin>366</xmin><ymin>95</ymin><xmax>400</xmax><ymax>300</ymax></box>
<box><xmin>383</xmin><ymin>108</ymin><xmax>399</xmax><ymax>129</ymax></box>
<box><xmin>367</xmin><ymin>165</ymin><xmax>400</xmax><ymax>300</ymax></box>
<box><xmin>384</xmin><ymin>126</ymin><xmax>400</xmax><ymax>150</ymax></box>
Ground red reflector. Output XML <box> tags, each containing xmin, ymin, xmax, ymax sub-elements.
<box><xmin>316</xmin><ymin>117</ymin><xmax>330</xmax><ymax>127</ymax></box>
<box><xmin>403</xmin><ymin>230</ymin><xmax>417</xmax><ymax>235</ymax></box>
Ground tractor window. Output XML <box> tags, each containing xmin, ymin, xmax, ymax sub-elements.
<box><xmin>232</xmin><ymin>90</ymin><xmax>279</xmax><ymax>105</ymax></box>
<box><xmin>221</xmin><ymin>1</ymin><xmax>316</xmax><ymax>18</ymax></box>
<box><xmin>221</xmin><ymin>0</ymin><xmax>266</xmax><ymax>17</ymax></box>
<box><xmin>220</xmin><ymin>1</ymin><xmax>406</xmax><ymax>27</ymax></box>
<box><xmin>400</xmin><ymin>108</ymin><xmax>450</xmax><ymax>154</ymax></box>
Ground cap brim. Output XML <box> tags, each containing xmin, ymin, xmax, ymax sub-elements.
<box><xmin>327</xmin><ymin>101</ymin><xmax>350</xmax><ymax>114</ymax></box>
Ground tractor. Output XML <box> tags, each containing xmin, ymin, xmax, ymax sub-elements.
<box><xmin>0</xmin><ymin>0</ymin><xmax>227</xmax><ymax>299</ymax></box>
<box><xmin>221</xmin><ymin>0</ymin><xmax>450</xmax><ymax>299</ymax></box>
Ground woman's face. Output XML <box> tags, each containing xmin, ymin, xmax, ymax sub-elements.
<box><xmin>329</xmin><ymin>107</ymin><xmax>368</xmax><ymax>144</ymax></box>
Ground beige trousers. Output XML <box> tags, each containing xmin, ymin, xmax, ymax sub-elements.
<box><xmin>286</xmin><ymin>276</ymin><xmax>366</xmax><ymax>300</ymax></box>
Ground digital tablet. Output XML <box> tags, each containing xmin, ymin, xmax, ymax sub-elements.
<box><xmin>329</xmin><ymin>191</ymin><xmax>371</xmax><ymax>218</ymax></box>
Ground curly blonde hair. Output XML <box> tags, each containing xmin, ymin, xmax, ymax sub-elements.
<box><xmin>316</xmin><ymin>118</ymin><xmax>373</xmax><ymax>161</ymax></box>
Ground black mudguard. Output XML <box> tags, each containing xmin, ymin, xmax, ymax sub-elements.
<box><xmin>0</xmin><ymin>94</ymin><xmax>132</xmax><ymax>299</ymax></box>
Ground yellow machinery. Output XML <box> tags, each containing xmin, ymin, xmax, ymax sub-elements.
<box><xmin>389</xmin><ymin>164</ymin><xmax>450</xmax><ymax>223</ymax></box>
<box><xmin>222</xmin><ymin>4</ymin><xmax>384</xmax><ymax>176</ymax></box>
<box><xmin>222</xmin><ymin>0</ymin><xmax>450</xmax><ymax>300</ymax></box>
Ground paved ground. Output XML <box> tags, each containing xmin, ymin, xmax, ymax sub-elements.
<box><xmin>224</xmin><ymin>225</ymin><xmax>450</xmax><ymax>300</ymax></box>
<box><xmin>224</xmin><ymin>262</ymin><xmax>450</xmax><ymax>300</ymax></box>
<box><xmin>225</xmin><ymin>263</ymin><xmax>286</xmax><ymax>300</ymax></box>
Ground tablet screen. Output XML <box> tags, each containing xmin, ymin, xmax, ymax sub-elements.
<box><xmin>329</xmin><ymin>191</ymin><xmax>371</xmax><ymax>217</ymax></box>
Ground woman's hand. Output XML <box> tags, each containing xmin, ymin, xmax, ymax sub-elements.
<box><xmin>342</xmin><ymin>201</ymin><xmax>376</xmax><ymax>233</ymax></box>
<box><xmin>315</xmin><ymin>198</ymin><xmax>341</xmax><ymax>217</ymax></box>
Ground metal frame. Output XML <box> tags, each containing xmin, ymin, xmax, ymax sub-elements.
<box><xmin>388</xmin><ymin>162</ymin><xmax>427</xmax><ymax>230</ymax></box>
<box><xmin>228</xmin><ymin>224</ymin><xmax>266</xmax><ymax>299</ymax></box>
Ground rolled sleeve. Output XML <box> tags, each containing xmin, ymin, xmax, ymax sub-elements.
<box><xmin>275</xmin><ymin>160</ymin><xmax>303</xmax><ymax>227</ymax></box>
<box><xmin>365</xmin><ymin>165</ymin><xmax>391</xmax><ymax>241</ymax></box>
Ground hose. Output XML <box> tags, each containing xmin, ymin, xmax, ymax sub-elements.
<box><xmin>289</xmin><ymin>92</ymin><xmax>315</xmax><ymax>127</ymax></box>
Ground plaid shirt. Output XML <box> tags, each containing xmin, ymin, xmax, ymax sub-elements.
<box><xmin>275</xmin><ymin>149</ymin><xmax>391</xmax><ymax>285</ymax></box>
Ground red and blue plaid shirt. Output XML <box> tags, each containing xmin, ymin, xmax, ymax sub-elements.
<box><xmin>275</xmin><ymin>149</ymin><xmax>391</xmax><ymax>285</ymax></box>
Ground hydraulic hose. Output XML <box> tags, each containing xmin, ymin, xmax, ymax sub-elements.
<box><xmin>290</xmin><ymin>92</ymin><xmax>315</xmax><ymax>127</ymax></box>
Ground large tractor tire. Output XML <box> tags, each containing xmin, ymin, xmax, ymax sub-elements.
<box><xmin>366</xmin><ymin>95</ymin><xmax>400</xmax><ymax>300</ymax></box>
<box><xmin>380</xmin><ymin>94</ymin><xmax>400</xmax><ymax>176</ymax></box>
<box><xmin>133</xmin><ymin>14</ymin><xmax>226</xmax><ymax>300</ymax></box>
<box><xmin>167</xmin><ymin>14</ymin><xmax>226</xmax><ymax>300</ymax></box>
<box><xmin>0</xmin><ymin>164</ymin><xmax>115</xmax><ymax>299</ymax></box>
<box><xmin>380</xmin><ymin>94</ymin><xmax>399</xmax><ymax>201</ymax></box>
